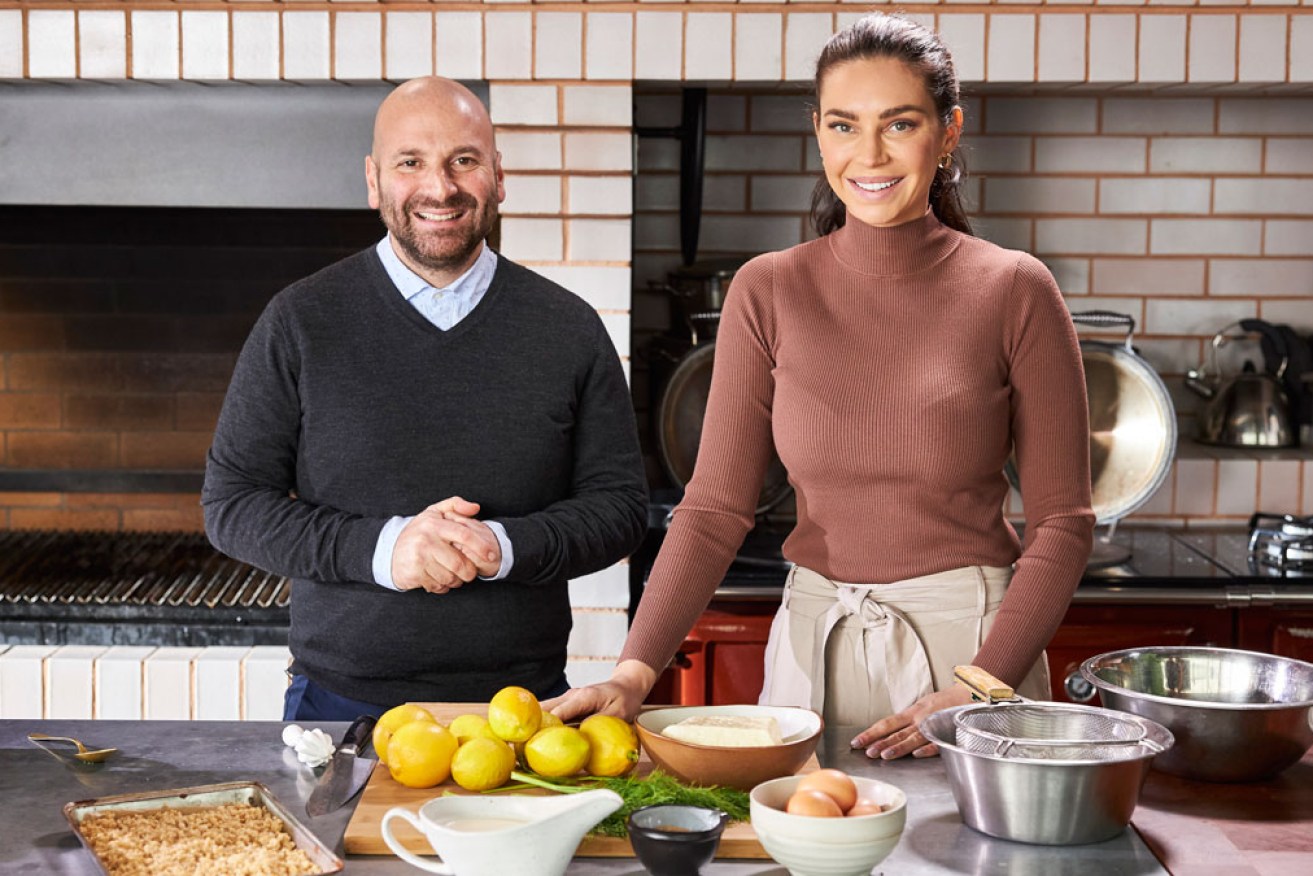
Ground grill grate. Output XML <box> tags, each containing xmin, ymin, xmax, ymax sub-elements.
<box><xmin>0</xmin><ymin>530</ymin><xmax>289</xmax><ymax>609</ymax></box>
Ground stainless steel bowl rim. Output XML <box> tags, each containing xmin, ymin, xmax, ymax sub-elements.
<box><xmin>1080</xmin><ymin>646</ymin><xmax>1313</xmax><ymax>711</ymax></box>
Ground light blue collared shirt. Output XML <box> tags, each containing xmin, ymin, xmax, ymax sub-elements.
<box><xmin>370</xmin><ymin>235</ymin><xmax>514</xmax><ymax>590</ymax></box>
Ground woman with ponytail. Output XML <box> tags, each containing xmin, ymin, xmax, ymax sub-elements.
<box><xmin>551</xmin><ymin>15</ymin><xmax>1093</xmax><ymax>760</ymax></box>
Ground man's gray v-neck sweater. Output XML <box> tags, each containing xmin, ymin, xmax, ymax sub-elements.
<box><xmin>203</xmin><ymin>249</ymin><xmax>647</xmax><ymax>705</ymax></box>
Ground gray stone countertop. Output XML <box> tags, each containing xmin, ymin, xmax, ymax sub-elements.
<box><xmin>0</xmin><ymin>718</ymin><xmax>1167</xmax><ymax>875</ymax></box>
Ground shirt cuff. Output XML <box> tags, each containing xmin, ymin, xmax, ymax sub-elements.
<box><xmin>482</xmin><ymin>521</ymin><xmax>514</xmax><ymax>580</ymax></box>
<box><xmin>372</xmin><ymin>515</ymin><xmax>413</xmax><ymax>591</ymax></box>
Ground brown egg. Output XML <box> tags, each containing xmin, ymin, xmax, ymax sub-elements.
<box><xmin>785</xmin><ymin>789</ymin><xmax>845</xmax><ymax>818</ymax></box>
<box><xmin>795</xmin><ymin>769</ymin><xmax>858</xmax><ymax>813</ymax></box>
<box><xmin>846</xmin><ymin>798</ymin><xmax>887</xmax><ymax>817</ymax></box>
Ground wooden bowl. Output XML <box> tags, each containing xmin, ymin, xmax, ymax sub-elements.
<box><xmin>635</xmin><ymin>706</ymin><xmax>824</xmax><ymax>792</ymax></box>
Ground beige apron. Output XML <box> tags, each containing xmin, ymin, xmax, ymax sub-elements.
<box><xmin>759</xmin><ymin>564</ymin><xmax>1051</xmax><ymax>726</ymax></box>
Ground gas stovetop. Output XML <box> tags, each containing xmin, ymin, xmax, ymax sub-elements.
<box><xmin>1248</xmin><ymin>513</ymin><xmax>1313</xmax><ymax>574</ymax></box>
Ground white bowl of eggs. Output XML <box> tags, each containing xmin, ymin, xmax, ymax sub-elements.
<box><xmin>749</xmin><ymin>770</ymin><xmax>906</xmax><ymax>876</ymax></box>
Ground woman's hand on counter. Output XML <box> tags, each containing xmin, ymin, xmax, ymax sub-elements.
<box><xmin>852</xmin><ymin>685</ymin><xmax>975</xmax><ymax>760</ymax></box>
<box><xmin>543</xmin><ymin>659</ymin><xmax>657</xmax><ymax>723</ymax></box>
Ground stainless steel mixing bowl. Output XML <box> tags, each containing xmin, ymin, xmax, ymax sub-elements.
<box><xmin>920</xmin><ymin>707</ymin><xmax>1173</xmax><ymax>845</ymax></box>
<box><xmin>1081</xmin><ymin>646</ymin><xmax>1313</xmax><ymax>783</ymax></box>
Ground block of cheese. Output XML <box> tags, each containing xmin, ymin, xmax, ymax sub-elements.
<box><xmin>661</xmin><ymin>714</ymin><xmax>784</xmax><ymax>747</ymax></box>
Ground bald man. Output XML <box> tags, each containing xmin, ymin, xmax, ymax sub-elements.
<box><xmin>203</xmin><ymin>79</ymin><xmax>647</xmax><ymax>721</ymax></box>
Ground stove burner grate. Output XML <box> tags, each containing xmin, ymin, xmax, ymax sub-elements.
<box><xmin>1248</xmin><ymin>512</ymin><xmax>1313</xmax><ymax>573</ymax></box>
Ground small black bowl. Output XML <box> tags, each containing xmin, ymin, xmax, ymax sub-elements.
<box><xmin>627</xmin><ymin>805</ymin><xmax>728</xmax><ymax>876</ymax></box>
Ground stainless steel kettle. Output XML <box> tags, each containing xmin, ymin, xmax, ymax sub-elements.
<box><xmin>1185</xmin><ymin>320</ymin><xmax>1299</xmax><ymax>448</ymax></box>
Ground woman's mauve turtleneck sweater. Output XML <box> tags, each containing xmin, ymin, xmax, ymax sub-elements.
<box><xmin>624</xmin><ymin>210</ymin><xmax>1095</xmax><ymax>688</ymax></box>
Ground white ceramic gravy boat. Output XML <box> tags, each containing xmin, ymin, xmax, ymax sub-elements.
<box><xmin>381</xmin><ymin>789</ymin><xmax>623</xmax><ymax>876</ymax></box>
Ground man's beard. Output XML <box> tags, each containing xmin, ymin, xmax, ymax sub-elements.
<box><xmin>380</xmin><ymin>188</ymin><xmax>498</xmax><ymax>277</ymax></box>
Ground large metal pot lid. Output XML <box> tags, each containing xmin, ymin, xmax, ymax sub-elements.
<box><xmin>656</xmin><ymin>342</ymin><xmax>794</xmax><ymax>516</ymax></box>
<box><xmin>1010</xmin><ymin>312</ymin><xmax>1177</xmax><ymax>525</ymax></box>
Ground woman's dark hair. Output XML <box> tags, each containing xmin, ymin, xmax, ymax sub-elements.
<box><xmin>810</xmin><ymin>14</ymin><xmax>972</xmax><ymax>237</ymax></box>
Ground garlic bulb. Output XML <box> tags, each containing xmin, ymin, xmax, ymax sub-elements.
<box><xmin>282</xmin><ymin>724</ymin><xmax>306</xmax><ymax>748</ymax></box>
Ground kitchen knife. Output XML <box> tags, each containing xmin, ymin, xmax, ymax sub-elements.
<box><xmin>306</xmin><ymin>714</ymin><xmax>378</xmax><ymax>817</ymax></box>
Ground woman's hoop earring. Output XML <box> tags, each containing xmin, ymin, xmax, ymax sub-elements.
<box><xmin>937</xmin><ymin>153</ymin><xmax>954</xmax><ymax>170</ymax></box>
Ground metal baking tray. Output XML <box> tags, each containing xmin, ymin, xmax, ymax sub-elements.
<box><xmin>63</xmin><ymin>780</ymin><xmax>344</xmax><ymax>876</ymax></box>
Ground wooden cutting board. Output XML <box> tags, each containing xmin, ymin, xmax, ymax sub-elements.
<box><xmin>342</xmin><ymin>702</ymin><xmax>817</xmax><ymax>858</ymax></box>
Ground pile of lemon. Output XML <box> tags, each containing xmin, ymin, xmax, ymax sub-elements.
<box><xmin>373</xmin><ymin>685</ymin><xmax>640</xmax><ymax>792</ymax></box>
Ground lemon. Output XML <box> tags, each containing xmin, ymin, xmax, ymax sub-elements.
<box><xmin>487</xmin><ymin>686</ymin><xmax>542</xmax><ymax>743</ymax></box>
<box><xmin>373</xmin><ymin>704</ymin><xmax>438</xmax><ymax>766</ymax></box>
<box><xmin>386</xmin><ymin>721</ymin><xmax>458</xmax><ymax>789</ymax></box>
<box><xmin>524</xmin><ymin>726</ymin><xmax>590</xmax><ymax>778</ymax></box>
<box><xmin>448</xmin><ymin>713</ymin><xmax>493</xmax><ymax>745</ymax></box>
<box><xmin>450</xmin><ymin>738</ymin><xmax>518</xmax><ymax>791</ymax></box>
<box><xmin>540</xmin><ymin>712</ymin><xmax>564</xmax><ymax>730</ymax></box>
<box><xmin>578</xmin><ymin>714</ymin><xmax>641</xmax><ymax>777</ymax></box>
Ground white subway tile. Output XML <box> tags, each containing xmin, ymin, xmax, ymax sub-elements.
<box><xmin>686</xmin><ymin>14</ymin><xmax>732</xmax><ymax>80</ymax></box>
<box><xmin>736</xmin><ymin>14</ymin><xmax>783</xmax><ymax>81</ymax></box>
<box><xmin>1189</xmin><ymin>14</ymin><xmax>1236</xmax><ymax>84</ymax></box>
<box><xmin>1217</xmin><ymin>179</ymin><xmax>1313</xmax><ymax>216</ymax></box>
<box><xmin>1294</xmin><ymin>16</ymin><xmax>1313</xmax><ymax>82</ymax></box>
<box><xmin>46</xmin><ymin>646</ymin><xmax>106</xmax><ymax>719</ymax></box>
<box><xmin>1259</xmin><ymin>460</ymin><xmax>1302</xmax><ymax>515</ymax></box>
<box><xmin>1127</xmin><ymin>336</ymin><xmax>1203</xmax><ymax>376</ymax></box>
<box><xmin>986</xmin><ymin>97</ymin><xmax>1097</xmax><ymax>134</ymax></box>
<box><xmin>1138</xmin><ymin>15</ymin><xmax>1187</xmax><ymax>84</ymax></box>
<box><xmin>1099</xmin><ymin>178</ymin><xmax>1211</xmax><ymax>215</ymax></box>
<box><xmin>500</xmin><ymin>218</ymin><xmax>564</xmax><ymax>262</ymax></box>
<box><xmin>502</xmin><ymin>175</ymin><xmax>562</xmax><ymax>215</ymax></box>
<box><xmin>563</xmin><ymin>85</ymin><xmax>631</xmax><ymax>127</ymax></box>
<box><xmin>435</xmin><ymin>12</ymin><xmax>482</xmax><ymax>80</ymax></box>
<box><xmin>490</xmin><ymin>84</ymin><xmax>558</xmax><ymax>126</ymax></box>
<box><xmin>132</xmin><ymin>12</ymin><xmax>180</xmax><ymax>81</ymax></box>
<box><xmin>1088</xmin><ymin>14</ymin><xmax>1136</xmax><ymax>83</ymax></box>
<box><xmin>533</xmin><ymin>266</ymin><xmax>632</xmax><ymax>311</ymax></box>
<box><xmin>335</xmin><ymin>12</ymin><xmax>382</xmax><ymax>81</ymax></box>
<box><xmin>568</xmin><ymin>176</ymin><xmax>632</xmax><ymax>216</ymax></box>
<box><xmin>536</xmin><ymin>12</ymin><xmax>582</xmax><ymax>80</ymax></box>
<box><xmin>1266</xmin><ymin>220</ymin><xmax>1313</xmax><ymax>256</ymax></box>
<box><xmin>1103</xmin><ymin>98</ymin><xmax>1214</xmax><ymax>134</ymax></box>
<box><xmin>1220</xmin><ymin>98</ymin><xmax>1313</xmax><ymax>135</ymax></box>
<box><xmin>565</xmin><ymin>659</ymin><xmax>619</xmax><ymax>688</ymax></box>
<box><xmin>752</xmin><ymin>175</ymin><xmax>820</xmax><ymax>212</ymax></box>
<box><xmin>600</xmin><ymin>312</ymin><xmax>630</xmax><ymax>358</ymax></box>
<box><xmin>1210</xmin><ymin>259</ymin><xmax>1313</xmax><ymax>297</ymax></box>
<box><xmin>79</xmin><ymin>12</ymin><xmax>127</xmax><ymax>81</ymax></box>
<box><xmin>637</xmin><ymin>138</ymin><xmax>677</xmax><ymax>172</ymax></box>
<box><xmin>283</xmin><ymin>12</ymin><xmax>331</xmax><ymax>82</ymax></box>
<box><xmin>0</xmin><ymin>11</ymin><xmax>22</xmax><ymax>79</ymax></box>
<box><xmin>564</xmin><ymin>132</ymin><xmax>632</xmax><ymax>171</ymax></box>
<box><xmin>785</xmin><ymin>13</ymin><xmax>834</xmax><ymax>82</ymax></box>
<box><xmin>1035</xmin><ymin>219</ymin><xmax>1147</xmax><ymax>255</ymax></box>
<box><xmin>1040</xmin><ymin>258</ymin><xmax>1089</xmax><ymax>295</ymax></box>
<box><xmin>1038</xmin><ymin>14</ymin><xmax>1084</xmax><ymax>83</ymax></box>
<box><xmin>1035</xmin><ymin>137</ymin><xmax>1146</xmax><ymax>173</ymax></box>
<box><xmin>936</xmin><ymin>15</ymin><xmax>986</xmax><ymax>83</ymax></box>
<box><xmin>1173</xmin><ymin>458</ymin><xmax>1216</xmax><ymax>517</ymax></box>
<box><xmin>566</xmin><ymin>610</ymin><xmax>629</xmax><ymax>658</ymax></box>
<box><xmin>1146</xmin><ymin>299</ymin><xmax>1256</xmax><ymax>336</ymax></box>
<box><xmin>708</xmin><ymin>94</ymin><xmax>747</xmax><ymax>132</ymax></box>
<box><xmin>751</xmin><ymin>94</ymin><xmax>812</xmax><ymax>133</ymax></box>
<box><xmin>386</xmin><ymin>13</ymin><xmax>434</xmax><ymax>80</ymax></box>
<box><xmin>707</xmin><ymin>134</ymin><xmax>802</xmax><ymax>171</ymax></box>
<box><xmin>144</xmin><ymin>648</ymin><xmax>201</xmax><ymax>720</ymax></box>
<box><xmin>972</xmin><ymin>217</ymin><xmax>1033</xmax><ymax>251</ymax></box>
<box><xmin>0</xmin><ymin>646</ymin><xmax>57</xmax><ymax>718</ymax></box>
<box><xmin>486</xmin><ymin>12</ymin><xmax>532</xmax><ymax>80</ymax></box>
<box><xmin>705</xmin><ymin>174</ymin><xmax>748</xmax><ymax>211</ymax></box>
<box><xmin>1238</xmin><ymin>15</ymin><xmax>1287</xmax><ymax>83</ymax></box>
<box><xmin>95</xmin><ymin>646</ymin><xmax>155</xmax><ymax>720</ymax></box>
<box><xmin>568</xmin><ymin>563</ymin><xmax>630</xmax><ymax>610</ymax></box>
<box><xmin>28</xmin><ymin>10</ymin><xmax>76</xmax><ymax>79</ymax></box>
<box><xmin>195</xmin><ymin>647</ymin><xmax>247</xmax><ymax>721</ymax></box>
<box><xmin>232</xmin><ymin>12</ymin><xmax>280</xmax><ymax>81</ymax></box>
<box><xmin>984</xmin><ymin>178</ymin><xmax>1095</xmax><ymax>214</ymax></box>
<box><xmin>242</xmin><ymin>646</ymin><xmax>291</xmax><ymax>721</ymax></box>
<box><xmin>586</xmin><ymin>13</ymin><xmax>633</xmax><ymax>81</ymax></box>
<box><xmin>1260</xmin><ymin>300</ymin><xmax>1313</xmax><ymax>333</ymax></box>
<box><xmin>1305</xmin><ymin>463</ymin><xmax>1313</xmax><ymax>516</ymax></box>
<box><xmin>1091</xmin><ymin>258</ymin><xmax>1206</xmax><ymax>296</ymax></box>
<box><xmin>965</xmin><ymin>137</ymin><xmax>1032</xmax><ymax>173</ymax></box>
<box><xmin>636</xmin><ymin>174</ymin><xmax>677</xmax><ymax>210</ymax></box>
<box><xmin>1215</xmin><ymin>459</ymin><xmax>1257</xmax><ymax>516</ymax></box>
<box><xmin>181</xmin><ymin>11</ymin><xmax>229</xmax><ymax>81</ymax></box>
<box><xmin>497</xmin><ymin>131</ymin><xmax>563</xmax><ymax>171</ymax></box>
<box><xmin>1151</xmin><ymin>219</ymin><xmax>1262</xmax><ymax>255</ymax></box>
<box><xmin>1149</xmin><ymin>137</ymin><xmax>1261</xmax><ymax>173</ymax></box>
<box><xmin>569</xmin><ymin>218</ymin><xmax>631</xmax><ymax>261</ymax></box>
<box><xmin>1266</xmin><ymin>138</ymin><xmax>1313</xmax><ymax>173</ymax></box>
<box><xmin>634</xmin><ymin>213</ymin><xmax>679</xmax><ymax>252</ymax></box>
<box><xmin>701</xmin><ymin>214</ymin><xmax>805</xmax><ymax>252</ymax></box>
<box><xmin>635</xmin><ymin>13</ymin><xmax>682</xmax><ymax>80</ymax></box>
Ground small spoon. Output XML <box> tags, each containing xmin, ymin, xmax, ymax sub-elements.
<box><xmin>27</xmin><ymin>733</ymin><xmax>119</xmax><ymax>763</ymax></box>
